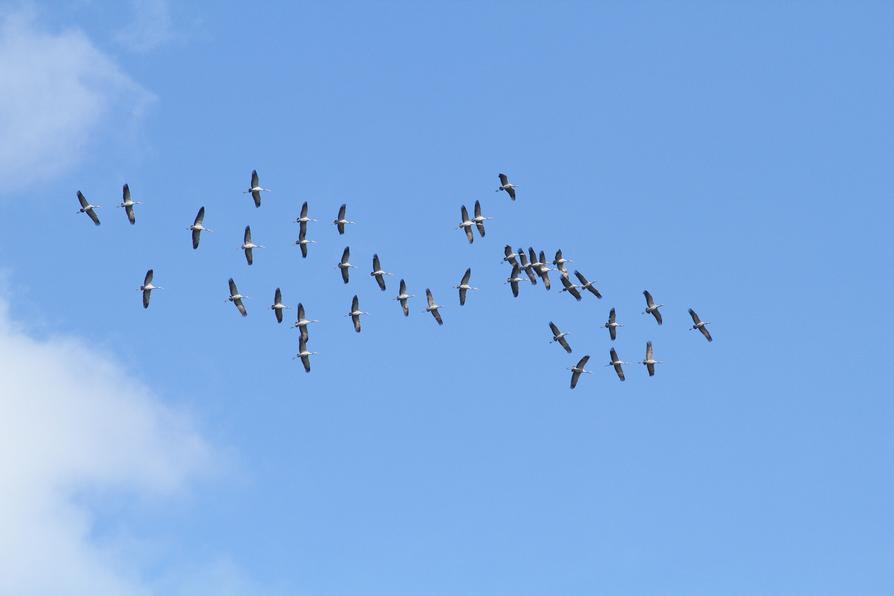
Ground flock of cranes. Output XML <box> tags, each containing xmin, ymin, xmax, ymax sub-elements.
<box><xmin>76</xmin><ymin>170</ymin><xmax>713</xmax><ymax>385</ymax></box>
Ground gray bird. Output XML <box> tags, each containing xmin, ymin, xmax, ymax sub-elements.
<box><xmin>227</xmin><ymin>278</ymin><xmax>248</xmax><ymax>317</ymax></box>
<box><xmin>347</xmin><ymin>295</ymin><xmax>367</xmax><ymax>332</ymax></box>
<box><xmin>293</xmin><ymin>336</ymin><xmax>317</xmax><ymax>373</ymax></box>
<box><xmin>552</xmin><ymin>250</ymin><xmax>572</xmax><ymax>275</ymax></box>
<box><xmin>295</xmin><ymin>201</ymin><xmax>317</xmax><ymax>236</ymax></box>
<box><xmin>454</xmin><ymin>268</ymin><xmax>477</xmax><ymax>305</ymax></box>
<box><xmin>293</xmin><ymin>303</ymin><xmax>319</xmax><ymax>341</ymax></box>
<box><xmin>76</xmin><ymin>191</ymin><xmax>101</xmax><ymax>225</ymax></box>
<box><xmin>188</xmin><ymin>206</ymin><xmax>212</xmax><ymax>249</ymax></box>
<box><xmin>139</xmin><ymin>269</ymin><xmax>162</xmax><ymax>309</ymax></box>
<box><xmin>119</xmin><ymin>184</ymin><xmax>141</xmax><ymax>225</ymax></box>
<box><xmin>505</xmin><ymin>264</ymin><xmax>522</xmax><ymax>297</ymax></box>
<box><xmin>608</xmin><ymin>348</ymin><xmax>627</xmax><ymax>381</ymax></box>
<box><xmin>536</xmin><ymin>250</ymin><xmax>552</xmax><ymax>290</ymax></box>
<box><xmin>337</xmin><ymin>247</ymin><xmax>354</xmax><ymax>284</ymax></box>
<box><xmin>394</xmin><ymin>279</ymin><xmax>414</xmax><ymax>317</ymax></box>
<box><xmin>496</xmin><ymin>173</ymin><xmax>517</xmax><ymax>201</ymax></box>
<box><xmin>641</xmin><ymin>341</ymin><xmax>661</xmax><ymax>376</ymax></box>
<box><xmin>271</xmin><ymin>287</ymin><xmax>289</xmax><ymax>323</ymax></box>
<box><xmin>604</xmin><ymin>307</ymin><xmax>623</xmax><ymax>341</ymax></box>
<box><xmin>472</xmin><ymin>200</ymin><xmax>492</xmax><ymax>237</ymax></box>
<box><xmin>458</xmin><ymin>205</ymin><xmax>475</xmax><ymax>243</ymax></box>
<box><xmin>370</xmin><ymin>254</ymin><xmax>393</xmax><ymax>291</ymax></box>
<box><xmin>242</xmin><ymin>225</ymin><xmax>264</xmax><ymax>265</ymax></box>
<box><xmin>517</xmin><ymin>249</ymin><xmax>537</xmax><ymax>285</ymax></box>
<box><xmin>502</xmin><ymin>245</ymin><xmax>519</xmax><ymax>267</ymax></box>
<box><xmin>549</xmin><ymin>322</ymin><xmax>572</xmax><ymax>353</ymax></box>
<box><xmin>425</xmin><ymin>289</ymin><xmax>443</xmax><ymax>325</ymax></box>
<box><xmin>574</xmin><ymin>270</ymin><xmax>602</xmax><ymax>299</ymax></box>
<box><xmin>643</xmin><ymin>290</ymin><xmax>663</xmax><ymax>325</ymax></box>
<box><xmin>295</xmin><ymin>226</ymin><xmax>317</xmax><ymax>258</ymax></box>
<box><xmin>333</xmin><ymin>203</ymin><xmax>355</xmax><ymax>234</ymax></box>
<box><xmin>559</xmin><ymin>274</ymin><xmax>582</xmax><ymax>301</ymax></box>
<box><xmin>689</xmin><ymin>308</ymin><xmax>713</xmax><ymax>342</ymax></box>
<box><xmin>244</xmin><ymin>169</ymin><xmax>270</xmax><ymax>208</ymax></box>
<box><xmin>569</xmin><ymin>355</ymin><xmax>591</xmax><ymax>389</ymax></box>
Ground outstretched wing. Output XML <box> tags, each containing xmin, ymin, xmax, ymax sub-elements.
<box><xmin>372</xmin><ymin>254</ymin><xmax>381</xmax><ymax>274</ymax></box>
<box><xmin>689</xmin><ymin>308</ymin><xmax>702</xmax><ymax>325</ymax></box>
<box><xmin>244</xmin><ymin>246</ymin><xmax>253</xmax><ymax>266</ymax></box>
<box><xmin>194</xmin><ymin>206</ymin><xmax>205</xmax><ymax>226</ymax></box>
<box><xmin>431</xmin><ymin>308</ymin><xmax>443</xmax><ymax>325</ymax></box>
<box><xmin>125</xmin><ymin>204</ymin><xmax>135</xmax><ymax>225</ymax></box>
<box><xmin>352</xmin><ymin>313</ymin><xmax>362</xmax><ymax>332</ymax></box>
<box><xmin>192</xmin><ymin>228</ymin><xmax>201</xmax><ymax>249</ymax></box>
<box><xmin>498</xmin><ymin>173</ymin><xmax>509</xmax><ymax>186</ymax></box>
<box><xmin>144</xmin><ymin>269</ymin><xmax>154</xmax><ymax>286</ymax></box>
<box><xmin>352</xmin><ymin>295</ymin><xmax>359</xmax><ymax>312</ymax></box>
<box><xmin>341</xmin><ymin>266</ymin><xmax>350</xmax><ymax>284</ymax></box>
<box><xmin>461</xmin><ymin>268</ymin><xmax>471</xmax><ymax>286</ymax></box>
<box><xmin>234</xmin><ymin>298</ymin><xmax>247</xmax><ymax>317</ymax></box>
<box><xmin>77</xmin><ymin>191</ymin><xmax>89</xmax><ymax>209</ymax></box>
<box><xmin>300</xmin><ymin>201</ymin><xmax>308</xmax><ymax>219</ymax></box>
<box><xmin>299</xmin><ymin>242</ymin><xmax>307</xmax><ymax>258</ymax></box>
<box><xmin>251</xmin><ymin>190</ymin><xmax>261</xmax><ymax>208</ymax></box>
<box><xmin>643</xmin><ymin>290</ymin><xmax>655</xmax><ymax>308</ymax></box>
<box><xmin>652</xmin><ymin>308</ymin><xmax>663</xmax><ymax>325</ymax></box>
<box><xmin>142</xmin><ymin>289</ymin><xmax>151</xmax><ymax>309</ymax></box>
<box><xmin>399</xmin><ymin>297</ymin><xmax>409</xmax><ymax>317</ymax></box>
<box><xmin>375</xmin><ymin>274</ymin><xmax>386</xmax><ymax>291</ymax></box>
<box><xmin>228</xmin><ymin>278</ymin><xmax>238</xmax><ymax>296</ymax></box>
<box><xmin>251</xmin><ymin>169</ymin><xmax>259</xmax><ymax>188</ymax></box>
<box><xmin>275</xmin><ymin>307</ymin><xmax>283</xmax><ymax>323</ymax></box>
<box><xmin>341</xmin><ymin>246</ymin><xmax>350</xmax><ymax>264</ymax></box>
<box><xmin>244</xmin><ymin>225</ymin><xmax>252</xmax><ymax>244</ymax></box>
<box><xmin>700</xmin><ymin>325</ymin><xmax>713</xmax><ymax>342</ymax></box>
<box><xmin>426</xmin><ymin>288</ymin><xmax>434</xmax><ymax>307</ymax></box>
<box><xmin>558</xmin><ymin>334</ymin><xmax>572</xmax><ymax>353</ymax></box>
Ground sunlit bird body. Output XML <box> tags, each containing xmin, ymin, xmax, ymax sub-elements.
<box><xmin>472</xmin><ymin>200</ymin><xmax>492</xmax><ymax>237</ymax></box>
<box><xmin>293</xmin><ymin>336</ymin><xmax>317</xmax><ymax>373</ymax></box>
<box><xmin>293</xmin><ymin>303</ymin><xmax>319</xmax><ymax>341</ymax></box>
<box><xmin>119</xmin><ymin>184</ymin><xmax>142</xmax><ymax>225</ymax></box>
<box><xmin>454</xmin><ymin>268</ymin><xmax>478</xmax><ymax>305</ymax></box>
<box><xmin>502</xmin><ymin>245</ymin><xmax>519</xmax><ymax>267</ymax></box>
<box><xmin>643</xmin><ymin>290</ymin><xmax>664</xmax><ymax>325</ymax></box>
<box><xmin>536</xmin><ymin>250</ymin><xmax>552</xmax><ymax>290</ymax></box>
<box><xmin>425</xmin><ymin>289</ymin><xmax>443</xmax><ymax>325</ymax></box>
<box><xmin>574</xmin><ymin>270</ymin><xmax>602</xmax><ymax>299</ymax></box>
<box><xmin>394</xmin><ymin>279</ymin><xmax>414</xmax><ymax>316</ymax></box>
<box><xmin>244</xmin><ymin>169</ymin><xmax>270</xmax><ymax>208</ymax></box>
<box><xmin>139</xmin><ymin>269</ymin><xmax>162</xmax><ymax>309</ymax></box>
<box><xmin>604</xmin><ymin>307</ymin><xmax>623</xmax><ymax>340</ymax></box>
<box><xmin>559</xmin><ymin>274</ymin><xmax>582</xmax><ymax>300</ymax></box>
<box><xmin>271</xmin><ymin>288</ymin><xmax>289</xmax><ymax>323</ymax></box>
<box><xmin>552</xmin><ymin>250</ymin><xmax>572</xmax><ymax>275</ymax></box>
<box><xmin>76</xmin><ymin>191</ymin><xmax>101</xmax><ymax>225</ymax></box>
<box><xmin>347</xmin><ymin>295</ymin><xmax>366</xmax><ymax>332</ymax></box>
<box><xmin>188</xmin><ymin>206</ymin><xmax>212</xmax><ymax>249</ymax></box>
<box><xmin>241</xmin><ymin>225</ymin><xmax>264</xmax><ymax>265</ymax></box>
<box><xmin>333</xmin><ymin>203</ymin><xmax>355</xmax><ymax>235</ymax></box>
<box><xmin>337</xmin><ymin>247</ymin><xmax>354</xmax><ymax>284</ymax></box>
<box><xmin>227</xmin><ymin>278</ymin><xmax>248</xmax><ymax>316</ymax></box>
<box><xmin>506</xmin><ymin>264</ymin><xmax>522</xmax><ymax>297</ymax></box>
<box><xmin>458</xmin><ymin>205</ymin><xmax>475</xmax><ymax>243</ymax></box>
<box><xmin>295</xmin><ymin>226</ymin><xmax>317</xmax><ymax>258</ymax></box>
<box><xmin>370</xmin><ymin>254</ymin><xmax>393</xmax><ymax>291</ymax></box>
<box><xmin>496</xmin><ymin>173</ymin><xmax>517</xmax><ymax>201</ymax></box>
<box><xmin>549</xmin><ymin>322</ymin><xmax>572</xmax><ymax>353</ymax></box>
<box><xmin>517</xmin><ymin>249</ymin><xmax>537</xmax><ymax>285</ymax></box>
<box><xmin>608</xmin><ymin>347</ymin><xmax>627</xmax><ymax>381</ymax></box>
<box><xmin>295</xmin><ymin>201</ymin><xmax>317</xmax><ymax>237</ymax></box>
<box><xmin>641</xmin><ymin>341</ymin><xmax>661</xmax><ymax>376</ymax></box>
<box><xmin>689</xmin><ymin>308</ymin><xmax>713</xmax><ymax>342</ymax></box>
<box><xmin>569</xmin><ymin>355</ymin><xmax>591</xmax><ymax>389</ymax></box>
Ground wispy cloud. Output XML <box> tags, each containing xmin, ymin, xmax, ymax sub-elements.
<box><xmin>116</xmin><ymin>0</ymin><xmax>174</xmax><ymax>53</ymax></box>
<box><xmin>0</xmin><ymin>296</ymin><xmax>212</xmax><ymax>595</ymax></box>
<box><xmin>0</xmin><ymin>9</ymin><xmax>153</xmax><ymax>193</ymax></box>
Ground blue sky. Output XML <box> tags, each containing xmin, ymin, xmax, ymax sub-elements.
<box><xmin>1</xmin><ymin>1</ymin><xmax>892</xmax><ymax>594</ymax></box>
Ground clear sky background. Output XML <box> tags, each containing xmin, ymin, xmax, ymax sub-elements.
<box><xmin>1</xmin><ymin>1</ymin><xmax>892</xmax><ymax>594</ymax></box>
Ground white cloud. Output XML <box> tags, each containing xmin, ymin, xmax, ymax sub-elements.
<box><xmin>0</xmin><ymin>297</ymin><xmax>213</xmax><ymax>596</ymax></box>
<box><xmin>0</xmin><ymin>9</ymin><xmax>153</xmax><ymax>192</ymax></box>
<box><xmin>116</xmin><ymin>0</ymin><xmax>174</xmax><ymax>53</ymax></box>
